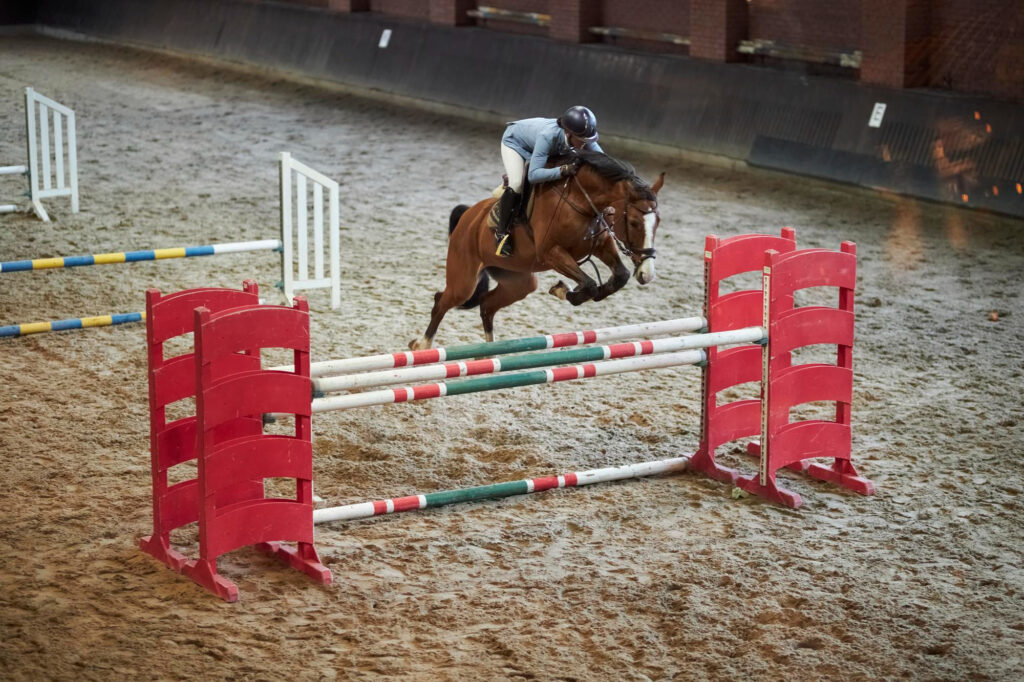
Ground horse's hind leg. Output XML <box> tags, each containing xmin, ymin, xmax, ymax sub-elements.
<box><xmin>409</xmin><ymin>288</ymin><xmax>461</xmax><ymax>350</ymax></box>
<box><xmin>409</xmin><ymin>268</ymin><xmax>483</xmax><ymax>350</ymax></box>
<box><xmin>479</xmin><ymin>270</ymin><xmax>538</xmax><ymax>342</ymax></box>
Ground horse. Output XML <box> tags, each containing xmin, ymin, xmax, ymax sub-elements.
<box><xmin>409</xmin><ymin>150</ymin><xmax>664</xmax><ymax>350</ymax></box>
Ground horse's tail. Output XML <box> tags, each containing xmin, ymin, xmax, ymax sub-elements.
<box><xmin>449</xmin><ymin>204</ymin><xmax>470</xmax><ymax>235</ymax></box>
<box><xmin>448</xmin><ymin>203</ymin><xmax>491</xmax><ymax>310</ymax></box>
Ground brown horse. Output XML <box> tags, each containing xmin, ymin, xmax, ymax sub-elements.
<box><xmin>410</xmin><ymin>151</ymin><xmax>664</xmax><ymax>350</ymax></box>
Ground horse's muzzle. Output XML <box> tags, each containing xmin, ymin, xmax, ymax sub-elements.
<box><xmin>633</xmin><ymin>250</ymin><xmax>656</xmax><ymax>285</ymax></box>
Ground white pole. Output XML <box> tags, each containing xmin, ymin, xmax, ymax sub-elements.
<box><xmin>25</xmin><ymin>88</ymin><xmax>48</xmax><ymax>222</ymax></box>
<box><xmin>329</xmin><ymin>181</ymin><xmax>341</xmax><ymax>310</ymax></box>
<box><xmin>297</xmin><ymin>172</ymin><xmax>308</xmax><ymax>282</ymax></box>
<box><xmin>280</xmin><ymin>152</ymin><xmax>294</xmax><ymax>303</ymax></box>
<box><xmin>40</xmin><ymin>101</ymin><xmax>51</xmax><ymax>192</ymax></box>
<box><xmin>210</xmin><ymin>239</ymin><xmax>283</xmax><ymax>255</ymax></box>
<box><xmin>313</xmin><ymin>182</ymin><xmax>324</xmax><ymax>282</ymax></box>
<box><xmin>54</xmin><ymin>111</ymin><xmax>65</xmax><ymax>190</ymax></box>
<box><xmin>66</xmin><ymin>106</ymin><xmax>78</xmax><ymax>213</ymax></box>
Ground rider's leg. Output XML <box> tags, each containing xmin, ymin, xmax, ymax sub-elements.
<box><xmin>492</xmin><ymin>189</ymin><xmax>519</xmax><ymax>256</ymax></box>
<box><xmin>501</xmin><ymin>144</ymin><xmax>526</xmax><ymax>195</ymax></box>
<box><xmin>493</xmin><ymin>145</ymin><xmax>525</xmax><ymax>256</ymax></box>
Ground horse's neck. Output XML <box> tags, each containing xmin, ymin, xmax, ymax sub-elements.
<box><xmin>531</xmin><ymin>171</ymin><xmax>626</xmax><ymax>227</ymax></box>
<box><xmin>573</xmin><ymin>172</ymin><xmax>628</xmax><ymax>209</ymax></box>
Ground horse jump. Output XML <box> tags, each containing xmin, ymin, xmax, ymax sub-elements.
<box><xmin>139</xmin><ymin>230</ymin><xmax>874</xmax><ymax>601</ymax></box>
<box><xmin>1</xmin><ymin>87</ymin><xmax>78</xmax><ymax>222</ymax></box>
<box><xmin>0</xmin><ymin>153</ymin><xmax>341</xmax><ymax>337</ymax></box>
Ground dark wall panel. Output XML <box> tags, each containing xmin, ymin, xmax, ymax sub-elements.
<box><xmin>32</xmin><ymin>0</ymin><xmax>1024</xmax><ymax>217</ymax></box>
<box><xmin>1</xmin><ymin>0</ymin><xmax>37</xmax><ymax>24</ymax></box>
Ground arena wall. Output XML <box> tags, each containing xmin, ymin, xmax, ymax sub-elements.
<box><xmin>29</xmin><ymin>0</ymin><xmax>1024</xmax><ymax>218</ymax></box>
<box><xmin>0</xmin><ymin>0</ymin><xmax>35</xmax><ymax>24</ymax></box>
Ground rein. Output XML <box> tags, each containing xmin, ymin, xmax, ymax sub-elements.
<box><xmin>563</xmin><ymin>175</ymin><xmax>658</xmax><ymax>274</ymax></box>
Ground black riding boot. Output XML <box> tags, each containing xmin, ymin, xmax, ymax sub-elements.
<box><xmin>492</xmin><ymin>187</ymin><xmax>520</xmax><ymax>257</ymax></box>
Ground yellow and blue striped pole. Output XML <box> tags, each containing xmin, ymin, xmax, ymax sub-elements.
<box><xmin>0</xmin><ymin>312</ymin><xmax>145</xmax><ymax>338</ymax></box>
<box><xmin>0</xmin><ymin>239</ymin><xmax>282</xmax><ymax>273</ymax></box>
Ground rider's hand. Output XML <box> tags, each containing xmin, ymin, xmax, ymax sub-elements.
<box><xmin>561</xmin><ymin>159</ymin><xmax>582</xmax><ymax>177</ymax></box>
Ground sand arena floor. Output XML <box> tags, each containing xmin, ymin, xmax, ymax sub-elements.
<box><xmin>1</xmin><ymin>35</ymin><xmax>1022</xmax><ymax>681</ymax></box>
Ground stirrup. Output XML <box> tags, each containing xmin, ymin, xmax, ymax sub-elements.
<box><xmin>495</xmin><ymin>233</ymin><xmax>512</xmax><ymax>257</ymax></box>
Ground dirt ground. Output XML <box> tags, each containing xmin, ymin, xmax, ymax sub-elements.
<box><xmin>1</xmin><ymin>35</ymin><xmax>1022</xmax><ymax>681</ymax></box>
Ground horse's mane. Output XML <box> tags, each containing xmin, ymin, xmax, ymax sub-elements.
<box><xmin>552</xmin><ymin>150</ymin><xmax>657</xmax><ymax>201</ymax></box>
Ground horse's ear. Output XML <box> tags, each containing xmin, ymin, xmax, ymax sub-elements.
<box><xmin>651</xmin><ymin>172</ymin><xmax>665</xmax><ymax>194</ymax></box>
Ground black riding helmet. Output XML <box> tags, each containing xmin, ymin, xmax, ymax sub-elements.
<box><xmin>558</xmin><ymin>105</ymin><xmax>598</xmax><ymax>143</ymax></box>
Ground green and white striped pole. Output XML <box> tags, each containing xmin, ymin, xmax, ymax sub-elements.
<box><xmin>314</xmin><ymin>457</ymin><xmax>690</xmax><ymax>524</ymax></box>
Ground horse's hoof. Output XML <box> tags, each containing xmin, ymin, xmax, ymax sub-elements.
<box><xmin>549</xmin><ymin>281</ymin><xmax>569</xmax><ymax>300</ymax></box>
<box><xmin>409</xmin><ymin>338</ymin><xmax>431</xmax><ymax>351</ymax></box>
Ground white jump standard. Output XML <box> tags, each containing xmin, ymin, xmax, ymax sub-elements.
<box><xmin>1</xmin><ymin>87</ymin><xmax>79</xmax><ymax>221</ymax></box>
<box><xmin>280</xmin><ymin>152</ymin><xmax>341</xmax><ymax>309</ymax></box>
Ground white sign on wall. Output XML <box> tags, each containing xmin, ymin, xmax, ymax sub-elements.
<box><xmin>868</xmin><ymin>103</ymin><xmax>887</xmax><ymax>128</ymax></box>
<box><xmin>379</xmin><ymin>29</ymin><xmax>392</xmax><ymax>49</ymax></box>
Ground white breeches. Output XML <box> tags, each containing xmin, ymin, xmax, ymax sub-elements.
<box><xmin>500</xmin><ymin>143</ymin><xmax>527</xmax><ymax>193</ymax></box>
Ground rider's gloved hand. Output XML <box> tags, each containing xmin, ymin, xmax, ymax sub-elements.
<box><xmin>560</xmin><ymin>158</ymin><xmax>582</xmax><ymax>177</ymax></box>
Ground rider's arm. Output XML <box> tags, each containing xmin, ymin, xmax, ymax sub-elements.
<box><xmin>527</xmin><ymin>132</ymin><xmax>566</xmax><ymax>184</ymax></box>
<box><xmin>586</xmin><ymin>140</ymin><xmax>604</xmax><ymax>154</ymax></box>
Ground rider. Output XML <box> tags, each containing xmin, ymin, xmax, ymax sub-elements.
<box><xmin>492</xmin><ymin>105</ymin><xmax>603</xmax><ymax>257</ymax></box>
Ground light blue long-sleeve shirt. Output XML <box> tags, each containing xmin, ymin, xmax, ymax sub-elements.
<box><xmin>501</xmin><ymin>117</ymin><xmax>603</xmax><ymax>184</ymax></box>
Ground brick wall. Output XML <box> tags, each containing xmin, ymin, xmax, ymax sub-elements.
<box><xmin>488</xmin><ymin>0</ymin><xmax>549</xmax><ymax>13</ymax></box>
<box><xmin>368</xmin><ymin>0</ymin><xmax>428</xmax><ymax>20</ymax></box>
<box><xmin>429</xmin><ymin>0</ymin><xmax>474</xmax><ymax>25</ymax></box>
<box><xmin>929</xmin><ymin>0</ymin><xmax>1023</xmax><ymax>101</ymax></box>
<box><xmin>601</xmin><ymin>0</ymin><xmax>688</xmax><ymax>35</ymax></box>
<box><xmin>749</xmin><ymin>0</ymin><xmax>861</xmax><ymax>51</ymax></box>
<box><xmin>859</xmin><ymin>0</ymin><xmax>930</xmax><ymax>88</ymax></box>
<box><xmin>690</xmin><ymin>0</ymin><xmax>748</xmax><ymax>62</ymax></box>
<box><xmin>598</xmin><ymin>0</ymin><xmax>689</xmax><ymax>54</ymax></box>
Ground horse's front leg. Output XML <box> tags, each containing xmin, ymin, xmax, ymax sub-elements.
<box><xmin>543</xmin><ymin>246</ymin><xmax>600</xmax><ymax>306</ymax></box>
<box><xmin>588</xmin><ymin>235</ymin><xmax>631</xmax><ymax>302</ymax></box>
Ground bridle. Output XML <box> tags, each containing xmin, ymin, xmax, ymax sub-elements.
<box><xmin>551</xmin><ymin>174</ymin><xmax>658</xmax><ymax>275</ymax></box>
